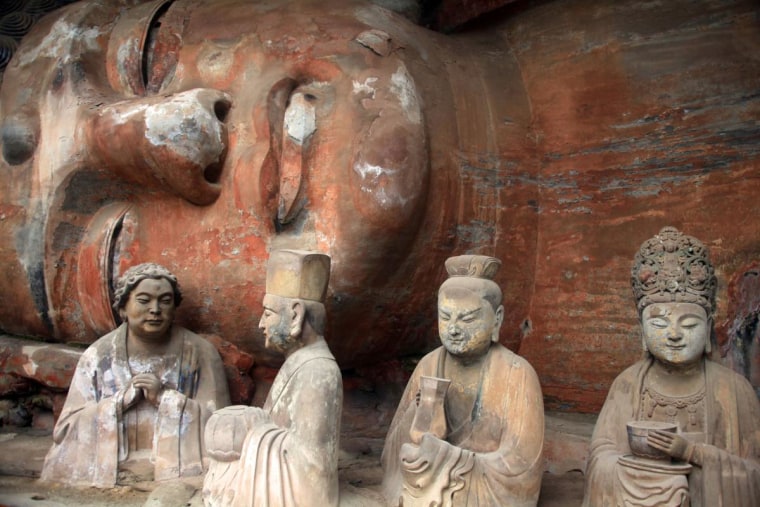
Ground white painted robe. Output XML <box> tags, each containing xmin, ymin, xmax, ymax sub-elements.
<box><xmin>41</xmin><ymin>324</ymin><xmax>230</xmax><ymax>487</ymax></box>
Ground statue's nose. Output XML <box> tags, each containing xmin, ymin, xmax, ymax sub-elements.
<box><xmin>84</xmin><ymin>88</ymin><xmax>231</xmax><ymax>205</ymax></box>
<box><xmin>666</xmin><ymin>326</ymin><xmax>683</xmax><ymax>341</ymax></box>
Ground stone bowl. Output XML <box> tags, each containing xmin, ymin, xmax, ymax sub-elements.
<box><xmin>626</xmin><ymin>420</ymin><xmax>677</xmax><ymax>461</ymax></box>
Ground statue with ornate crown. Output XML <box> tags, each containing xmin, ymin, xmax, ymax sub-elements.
<box><xmin>381</xmin><ymin>255</ymin><xmax>545</xmax><ymax>507</ymax></box>
<box><xmin>582</xmin><ymin>226</ymin><xmax>760</xmax><ymax>506</ymax></box>
<box><xmin>202</xmin><ymin>250</ymin><xmax>342</xmax><ymax>507</ymax></box>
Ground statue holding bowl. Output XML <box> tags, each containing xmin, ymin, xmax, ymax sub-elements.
<box><xmin>582</xmin><ymin>226</ymin><xmax>760</xmax><ymax>506</ymax></box>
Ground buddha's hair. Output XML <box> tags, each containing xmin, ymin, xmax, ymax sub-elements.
<box><xmin>439</xmin><ymin>255</ymin><xmax>503</xmax><ymax>310</ymax></box>
<box><xmin>112</xmin><ymin>263</ymin><xmax>183</xmax><ymax>312</ymax></box>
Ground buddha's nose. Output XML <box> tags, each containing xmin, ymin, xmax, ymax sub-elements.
<box><xmin>83</xmin><ymin>88</ymin><xmax>231</xmax><ymax>205</ymax></box>
<box><xmin>667</xmin><ymin>326</ymin><xmax>683</xmax><ymax>341</ymax></box>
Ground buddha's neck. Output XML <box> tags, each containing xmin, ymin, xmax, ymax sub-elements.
<box><xmin>127</xmin><ymin>332</ymin><xmax>172</xmax><ymax>358</ymax></box>
<box><xmin>648</xmin><ymin>359</ymin><xmax>705</xmax><ymax>397</ymax></box>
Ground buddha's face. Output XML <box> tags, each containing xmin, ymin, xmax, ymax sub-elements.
<box><xmin>438</xmin><ymin>287</ymin><xmax>503</xmax><ymax>360</ymax></box>
<box><xmin>641</xmin><ymin>302</ymin><xmax>709</xmax><ymax>367</ymax></box>
<box><xmin>122</xmin><ymin>277</ymin><xmax>176</xmax><ymax>343</ymax></box>
<box><xmin>0</xmin><ymin>0</ymin><xmax>435</xmax><ymax>361</ymax></box>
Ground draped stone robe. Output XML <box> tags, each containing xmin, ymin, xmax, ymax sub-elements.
<box><xmin>381</xmin><ymin>344</ymin><xmax>545</xmax><ymax>507</ymax></box>
<box><xmin>41</xmin><ymin>324</ymin><xmax>230</xmax><ymax>487</ymax></box>
<box><xmin>582</xmin><ymin>357</ymin><xmax>760</xmax><ymax>507</ymax></box>
<box><xmin>203</xmin><ymin>339</ymin><xmax>343</xmax><ymax>507</ymax></box>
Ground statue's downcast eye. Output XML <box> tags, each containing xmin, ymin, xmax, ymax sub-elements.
<box><xmin>106</xmin><ymin>0</ymin><xmax>179</xmax><ymax>96</ymax></box>
<box><xmin>142</xmin><ymin>0</ymin><xmax>179</xmax><ymax>94</ymax></box>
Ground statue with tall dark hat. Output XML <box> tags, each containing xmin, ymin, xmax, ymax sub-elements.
<box><xmin>203</xmin><ymin>249</ymin><xmax>342</xmax><ymax>507</ymax></box>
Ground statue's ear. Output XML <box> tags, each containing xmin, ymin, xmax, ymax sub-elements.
<box><xmin>119</xmin><ymin>308</ymin><xmax>127</xmax><ymax>323</ymax></box>
<box><xmin>492</xmin><ymin>305</ymin><xmax>505</xmax><ymax>342</ymax></box>
<box><xmin>705</xmin><ymin>318</ymin><xmax>713</xmax><ymax>355</ymax></box>
<box><xmin>289</xmin><ymin>300</ymin><xmax>305</xmax><ymax>338</ymax></box>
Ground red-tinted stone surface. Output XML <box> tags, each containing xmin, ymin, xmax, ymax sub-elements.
<box><xmin>0</xmin><ymin>0</ymin><xmax>758</xmax><ymax>417</ymax></box>
<box><xmin>503</xmin><ymin>0</ymin><xmax>760</xmax><ymax>411</ymax></box>
<box><xmin>0</xmin><ymin>334</ymin><xmax>253</xmax><ymax>406</ymax></box>
<box><xmin>720</xmin><ymin>262</ymin><xmax>760</xmax><ymax>395</ymax></box>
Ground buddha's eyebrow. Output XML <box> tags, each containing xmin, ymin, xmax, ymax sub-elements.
<box><xmin>460</xmin><ymin>307</ymin><xmax>482</xmax><ymax>318</ymax></box>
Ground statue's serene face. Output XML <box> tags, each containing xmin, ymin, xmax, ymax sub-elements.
<box><xmin>641</xmin><ymin>302</ymin><xmax>709</xmax><ymax>367</ymax></box>
<box><xmin>259</xmin><ymin>294</ymin><xmax>297</xmax><ymax>355</ymax></box>
<box><xmin>122</xmin><ymin>277</ymin><xmax>176</xmax><ymax>342</ymax></box>
<box><xmin>438</xmin><ymin>287</ymin><xmax>502</xmax><ymax>360</ymax></box>
<box><xmin>0</xmin><ymin>0</ymin><xmax>432</xmax><ymax>358</ymax></box>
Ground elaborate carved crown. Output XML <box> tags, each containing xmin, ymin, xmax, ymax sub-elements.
<box><xmin>445</xmin><ymin>255</ymin><xmax>501</xmax><ymax>280</ymax></box>
<box><xmin>631</xmin><ymin>226</ymin><xmax>717</xmax><ymax>315</ymax></box>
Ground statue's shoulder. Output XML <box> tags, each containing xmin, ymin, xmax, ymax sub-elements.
<box><xmin>489</xmin><ymin>343</ymin><xmax>539</xmax><ymax>376</ymax></box>
<box><xmin>86</xmin><ymin>325</ymin><xmax>124</xmax><ymax>353</ymax></box>
<box><xmin>605</xmin><ymin>359</ymin><xmax>649</xmax><ymax>398</ymax></box>
<box><xmin>416</xmin><ymin>346</ymin><xmax>445</xmax><ymax>370</ymax></box>
<box><xmin>706</xmin><ymin>359</ymin><xmax>757</xmax><ymax>393</ymax></box>
<box><xmin>173</xmin><ymin>326</ymin><xmax>217</xmax><ymax>351</ymax></box>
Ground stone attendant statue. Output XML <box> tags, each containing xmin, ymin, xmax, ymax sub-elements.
<box><xmin>381</xmin><ymin>255</ymin><xmax>545</xmax><ymax>506</ymax></box>
<box><xmin>203</xmin><ymin>249</ymin><xmax>342</xmax><ymax>506</ymax></box>
<box><xmin>41</xmin><ymin>263</ymin><xmax>230</xmax><ymax>487</ymax></box>
<box><xmin>582</xmin><ymin>226</ymin><xmax>760</xmax><ymax>506</ymax></box>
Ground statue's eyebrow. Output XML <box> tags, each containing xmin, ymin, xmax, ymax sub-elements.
<box><xmin>461</xmin><ymin>307</ymin><xmax>482</xmax><ymax>318</ymax></box>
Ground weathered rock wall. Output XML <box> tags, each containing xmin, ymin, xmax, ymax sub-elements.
<box><xmin>501</xmin><ymin>0</ymin><xmax>760</xmax><ymax>411</ymax></box>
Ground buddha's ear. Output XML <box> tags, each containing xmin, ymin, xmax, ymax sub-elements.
<box><xmin>289</xmin><ymin>300</ymin><xmax>305</xmax><ymax>338</ymax></box>
<box><xmin>492</xmin><ymin>305</ymin><xmax>505</xmax><ymax>342</ymax></box>
<box><xmin>705</xmin><ymin>318</ymin><xmax>713</xmax><ymax>355</ymax></box>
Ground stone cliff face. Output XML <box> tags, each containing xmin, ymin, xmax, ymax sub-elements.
<box><xmin>500</xmin><ymin>0</ymin><xmax>760</xmax><ymax>411</ymax></box>
<box><xmin>0</xmin><ymin>0</ymin><xmax>759</xmax><ymax>417</ymax></box>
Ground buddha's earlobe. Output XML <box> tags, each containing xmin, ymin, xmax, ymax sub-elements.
<box><xmin>290</xmin><ymin>300</ymin><xmax>305</xmax><ymax>338</ymax></box>
<box><xmin>492</xmin><ymin>305</ymin><xmax>505</xmax><ymax>342</ymax></box>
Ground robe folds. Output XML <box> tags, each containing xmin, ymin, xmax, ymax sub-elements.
<box><xmin>382</xmin><ymin>345</ymin><xmax>545</xmax><ymax>507</ymax></box>
<box><xmin>41</xmin><ymin>324</ymin><xmax>230</xmax><ymax>487</ymax></box>
<box><xmin>582</xmin><ymin>358</ymin><xmax>760</xmax><ymax>507</ymax></box>
<box><xmin>203</xmin><ymin>339</ymin><xmax>343</xmax><ymax>507</ymax></box>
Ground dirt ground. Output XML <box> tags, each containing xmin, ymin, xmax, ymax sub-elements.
<box><xmin>0</xmin><ymin>472</ymin><xmax>585</xmax><ymax>507</ymax></box>
<box><xmin>0</xmin><ymin>429</ymin><xmax>586</xmax><ymax>506</ymax></box>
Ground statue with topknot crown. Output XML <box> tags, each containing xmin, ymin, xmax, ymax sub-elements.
<box><xmin>381</xmin><ymin>254</ymin><xmax>545</xmax><ymax>506</ymax></box>
<box><xmin>583</xmin><ymin>226</ymin><xmax>760</xmax><ymax>507</ymax></box>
